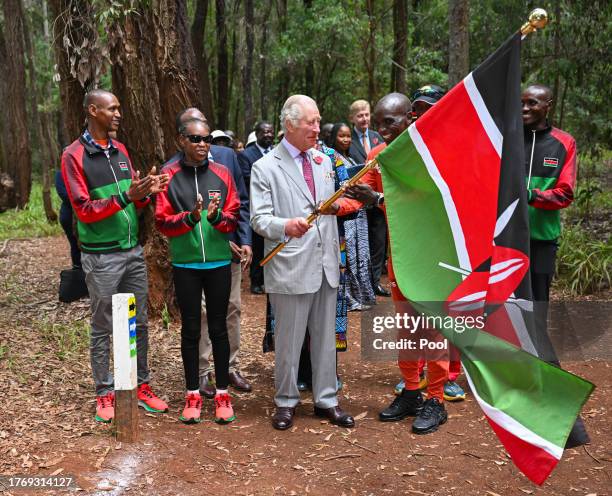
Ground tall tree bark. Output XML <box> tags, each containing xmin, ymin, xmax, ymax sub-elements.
<box><xmin>2</xmin><ymin>0</ymin><xmax>32</xmax><ymax>208</ymax></box>
<box><xmin>273</xmin><ymin>0</ymin><xmax>289</xmax><ymax>127</ymax></box>
<box><xmin>364</xmin><ymin>0</ymin><xmax>377</xmax><ymax>103</ymax></box>
<box><xmin>191</xmin><ymin>0</ymin><xmax>215</xmax><ymax>121</ymax></box>
<box><xmin>23</xmin><ymin>0</ymin><xmax>58</xmax><ymax>222</ymax></box>
<box><xmin>110</xmin><ymin>0</ymin><xmax>201</xmax><ymax>314</ymax></box>
<box><xmin>215</xmin><ymin>0</ymin><xmax>229</xmax><ymax>129</ymax></box>
<box><xmin>242</xmin><ymin>0</ymin><xmax>254</xmax><ymax>138</ymax></box>
<box><xmin>258</xmin><ymin>1</ymin><xmax>273</xmax><ymax>121</ymax></box>
<box><xmin>48</xmin><ymin>0</ymin><xmax>100</xmax><ymax>142</ymax></box>
<box><xmin>303</xmin><ymin>0</ymin><xmax>314</xmax><ymax>97</ymax></box>
<box><xmin>550</xmin><ymin>1</ymin><xmax>562</xmax><ymax>125</ymax></box>
<box><xmin>448</xmin><ymin>0</ymin><xmax>470</xmax><ymax>87</ymax></box>
<box><xmin>391</xmin><ymin>0</ymin><xmax>408</xmax><ymax>93</ymax></box>
<box><xmin>227</xmin><ymin>1</ymin><xmax>240</xmax><ymax>131</ymax></box>
<box><xmin>0</xmin><ymin>31</ymin><xmax>15</xmax><ymax>210</ymax></box>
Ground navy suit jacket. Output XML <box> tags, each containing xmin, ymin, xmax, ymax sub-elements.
<box><xmin>237</xmin><ymin>143</ymin><xmax>264</xmax><ymax>191</ymax></box>
<box><xmin>167</xmin><ymin>144</ymin><xmax>251</xmax><ymax>246</ymax></box>
<box><xmin>348</xmin><ymin>127</ymin><xmax>383</xmax><ymax>165</ymax></box>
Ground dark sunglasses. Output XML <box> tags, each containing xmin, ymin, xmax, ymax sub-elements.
<box><xmin>183</xmin><ymin>134</ymin><xmax>213</xmax><ymax>144</ymax></box>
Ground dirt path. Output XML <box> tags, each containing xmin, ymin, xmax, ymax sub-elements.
<box><xmin>0</xmin><ymin>236</ymin><xmax>609</xmax><ymax>495</ymax></box>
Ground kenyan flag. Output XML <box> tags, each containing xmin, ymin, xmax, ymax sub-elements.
<box><xmin>377</xmin><ymin>33</ymin><xmax>594</xmax><ymax>485</ymax></box>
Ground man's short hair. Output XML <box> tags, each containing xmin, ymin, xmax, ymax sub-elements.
<box><xmin>349</xmin><ymin>99</ymin><xmax>370</xmax><ymax>118</ymax></box>
<box><xmin>254</xmin><ymin>121</ymin><xmax>272</xmax><ymax>133</ymax></box>
<box><xmin>524</xmin><ymin>84</ymin><xmax>553</xmax><ymax>101</ymax></box>
<box><xmin>178</xmin><ymin>118</ymin><xmax>209</xmax><ymax>136</ymax></box>
<box><xmin>280</xmin><ymin>95</ymin><xmax>314</xmax><ymax>134</ymax></box>
<box><xmin>175</xmin><ymin>108</ymin><xmax>207</xmax><ymax>133</ymax></box>
<box><xmin>82</xmin><ymin>89</ymin><xmax>114</xmax><ymax>112</ymax></box>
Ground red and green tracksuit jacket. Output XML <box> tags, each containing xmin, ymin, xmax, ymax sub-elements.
<box><xmin>155</xmin><ymin>155</ymin><xmax>239</xmax><ymax>264</ymax></box>
<box><xmin>525</xmin><ymin>126</ymin><xmax>577</xmax><ymax>242</ymax></box>
<box><xmin>61</xmin><ymin>136</ymin><xmax>149</xmax><ymax>253</ymax></box>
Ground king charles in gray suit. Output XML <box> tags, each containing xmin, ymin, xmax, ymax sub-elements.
<box><xmin>250</xmin><ymin>95</ymin><xmax>355</xmax><ymax>430</ymax></box>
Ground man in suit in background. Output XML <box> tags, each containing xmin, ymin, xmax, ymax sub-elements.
<box><xmin>250</xmin><ymin>95</ymin><xmax>355</xmax><ymax>431</ymax></box>
<box><xmin>174</xmin><ymin>108</ymin><xmax>253</xmax><ymax>395</ymax></box>
<box><xmin>347</xmin><ymin>99</ymin><xmax>390</xmax><ymax>297</ymax></box>
<box><xmin>238</xmin><ymin>121</ymin><xmax>274</xmax><ymax>294</ymax></box>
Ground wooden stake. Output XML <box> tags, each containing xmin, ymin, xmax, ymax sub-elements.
<box><xmin>112</xmin><ymin>293</ymin><xmax>139</xmax><ymax>443</ymax></box>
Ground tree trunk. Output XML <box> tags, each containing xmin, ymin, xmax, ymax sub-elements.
<box><xmin>258</xmin><ymin>1</ymin><xmax>273</xmax><ymax>120</ymax></box>
<box><xmin>365</xmin><ymin>0</ymin><xmax>377</xmax><ymax>103</ymax></box>
<box><xmin>448</xmin><ymin>0</ymin><xmax>470</xmax><ymax>87</ymax></box>
<box><xmin>191</xmin><ymin>0</ymin><xmax>215</xmax><ymax>121</ymax></box>
<box><xmin>215</xmin><ymin>0</ymin><xmax>229</xmax><ymax>129</ymax></box>
<box><xmin>48</xmin><ymin>0</ymin><xmax>100</xmax><ymax>142</ymax></box>
<box><xmin>110</xmin><ymin>0</ymin><xmax>201</xmax><ymax>315</ymax></box>
<box><xmin>2</xmin><ymin>0</ymin><xmax>32</xmax><ymax>208</ymax></box>
<box><xmin>23</xmin><ymin>0</ymin><xmax>57</xmax><ymax>222</ymax></box>
<box><xmin>550</xmin><ymin>1</ymin><xmax>562</xmax><ymax>125</ymax></box>
<box><xmin>273</xmin><ymin>0</ymin><xmax>289</xmax><ymax>128</ymax></box>
<box><xmin>391</xmin><ymin>0</ymin><xmax>408</xmax><ymax>94</ymax></box>
<box><xmin>242</xmin><ymin>0</ymin><xmax>254</xmax><ymax>138</ymax></box>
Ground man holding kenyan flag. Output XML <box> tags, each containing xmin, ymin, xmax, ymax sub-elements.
<box><xmin>321</xmin><ymin>30</ymin><xmax>594</xmax><ymax>485</ymax></box>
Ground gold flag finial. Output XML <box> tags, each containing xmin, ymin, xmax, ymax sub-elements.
<box><xmin>521</xmin><ymin>8</ymin><xmax>548</xmax><ymax>36</ymax></box>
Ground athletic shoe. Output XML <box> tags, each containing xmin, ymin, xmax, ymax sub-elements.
<box><xmin>418</xmin><ymin>372</ymin><xmax>428</xmax><ymax>389</ymax></box>
<box><xmin>95</xmin><ymin>392</ymin><xmax>115</xmax><ymax>423</ymax></box>
<box><xmin>137</xmin><ymin>384</ymin><xmax>169</xmax><ymax>413</ymax></box>
<box><xmin>379</xmin><ymin>389</ymin><xmax>423</xmax><ymax>422</ymax></box>
<box><xmin>394</xmin><ymin>372</ymin><xmax>427</xmax><ymax>395</ymax></box>
<box><xmin>214</xmin><ymin>393</ymin><xmax>236</xmax><ymax>424</ymax></box>
<box><xmin>394</xmin><ymin>379</ymin><xmax>405</xmax><ymax>395</ymax></box>
<box><xmin>179</xmin><ymin>392</ymin><xmax>202</xmax><ymax>424</ymax></box>
<box><xmin>412</xmin><ymin>397</ymin><xmax>447</xmax><ymax>434</ymax></box>
<box><xmin>443</xmin><ymin>381</ymin><xmax>466</xmax><ymax>402</ymax></box>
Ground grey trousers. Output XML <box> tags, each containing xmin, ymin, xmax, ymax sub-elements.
<box><xmin>269</xmin><ymin>278</ymin><xmax>338</xmax><ymax>409</ymax></box>
<box><xmin>81</xmin><ymin>246</ymin><xmax>150</xmax><ymax>396</ymax></box>
<box><xmin>199</xmin><ymin>262</ymin><xmax>241</xmax><ymax>375</ymax></box>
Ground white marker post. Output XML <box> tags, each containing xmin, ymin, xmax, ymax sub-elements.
<box><xmin>112</xmin><ymin>293</ymin><xmax>139</xmax><ymax>442</ymax></box>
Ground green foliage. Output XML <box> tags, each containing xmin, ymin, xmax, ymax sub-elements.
<box><xmin>0</xmin><ymin>182</ymin><xmax>62</xmax><ymax>240</ymax></box>
<box><xmin>39</xmin><ymin>319</ymin><xmax>89</xmax><ymax>361</ymax></box>
<box><xmin>556</xmin><ymin>223</ymin><xmax>611</xmax><ymax>295</ymax></box>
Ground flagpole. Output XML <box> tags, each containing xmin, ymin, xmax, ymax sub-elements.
<box><xmin>259</xmin><ymin>158</ymin><xmax>378</xmax><ymax>267</ymax></box>
<box><xmin>520</xmin><ymin>8</ymin><xmax>548</xmax><ymax>37</ymax></box>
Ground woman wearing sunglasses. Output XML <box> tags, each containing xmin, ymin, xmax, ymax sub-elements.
<box><xmin>155</xmin><ymin>118</ymin><xmax>240</xmax><ymax>424</ymax></box>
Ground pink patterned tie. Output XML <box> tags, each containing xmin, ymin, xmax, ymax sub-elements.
<box><xmin>300</xmin><ymin>152</ymin><xmax>316</xmax><ymax>200</ymax></box>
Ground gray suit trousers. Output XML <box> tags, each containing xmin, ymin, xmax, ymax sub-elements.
<box><xmin>269</xmin><ymin>277</ymin><xmax>338</xmax><ymax>409</ymax></box>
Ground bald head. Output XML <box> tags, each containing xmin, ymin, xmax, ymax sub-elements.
<box><xmin>83</xmin><ymin>89</ymin><xmax>121</xmax><ymax>136</ymax></box>
<box><xmin>280</xmin><ymin>94</ymin><xmax>320</xmax><ymax>151</ymax></box>
<box><xmin>522</xmin><ymin>84</ymin><xmax>553</xmax><ymax>131</ymax></box>
<box><xmin>373</xmin><ymin>93</ymin><xmax>412</xmax><ymax>145</ymax></box>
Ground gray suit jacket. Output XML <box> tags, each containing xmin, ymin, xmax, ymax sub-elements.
<box><xmin>250</xmin><ymin>142</ymin><xmax>340</xmax><ymax>295</ymax></box>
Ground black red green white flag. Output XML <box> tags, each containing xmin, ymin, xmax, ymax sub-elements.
<box><xmin>376</xmin><ymin>32</ymin><xmax>594</xmax><ymax>485</ymax></box>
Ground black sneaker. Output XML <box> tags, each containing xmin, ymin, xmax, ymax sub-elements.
<box><xmin>379</xmin><ymin>389</ymin><xmax>423</xmax><ymax>422</ymax></box>
<box><xmin>412</xmin><ymin>397</ymin><xmax>447</xmax><ymax>434</ymax></box>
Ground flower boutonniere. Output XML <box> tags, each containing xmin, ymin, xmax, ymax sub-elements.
<box><xmin>313</xmin><ymin>155</ymin><xmax>323</xmax><ymax>165</ymax></box>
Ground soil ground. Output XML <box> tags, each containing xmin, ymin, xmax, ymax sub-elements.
<box><xmin>0</xmin><ymin>236</ymin><xmax>610</xmax><ymax>496</ymax></box>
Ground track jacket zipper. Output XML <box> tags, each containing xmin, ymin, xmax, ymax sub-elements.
<box><xmin>106</xmin><ymin>153</ymin><xmax>131</xmax><ymax>246</ymax></box>
<box><xmin>194</xmin><ymin>168</ymin><xmax>206</xmax><ymax>262</ymax></box>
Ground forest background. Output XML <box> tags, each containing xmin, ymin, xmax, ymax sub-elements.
<box><xmin>0</xmin><ymin>0</ymin><xmax>609</xmax><ymax>304</ymax></box>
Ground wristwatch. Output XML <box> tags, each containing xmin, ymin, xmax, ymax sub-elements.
<box><xmin>375</xmin><ymin>192</ymin><xmax>385</xmax><ymax>206</ymax></box>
